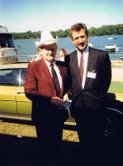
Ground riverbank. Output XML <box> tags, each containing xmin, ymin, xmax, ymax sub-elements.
<box><xmin>111</xmin><ymin>60</ymin><xmax>123</xmax><ymax>67</ymax></box>
<box><xmin>110</xmin><ymin>60</ymin><xmax>123</xmax><ymax>101</ymax></box>
<box><xmin>111</xmin><ymin>60</ymin><xmax>123</xmax><ymax>82</ymax></box>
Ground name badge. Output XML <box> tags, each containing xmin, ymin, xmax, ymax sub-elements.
<box><xmin>87</xmin><ymin>71</ymin><xmax>96</xmax><ymax>79</ymax></box>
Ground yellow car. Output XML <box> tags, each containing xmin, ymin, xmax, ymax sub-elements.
<box><xmin>0</xmin><ymin>62</ymin><xmax>32</xmax><ymax>120</ymax></box>
<box><xmin>0</xmin><ymin>62</ymin><xmax>123</xmax><ymax>142</ymax></box>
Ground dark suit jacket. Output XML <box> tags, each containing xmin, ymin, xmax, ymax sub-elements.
<box><xmin>24</xmin><ymin>58</ymin><xmax>68</xmax><ymax>123</ymax></box>
<box><xmin>65</xmin><ymin>47</ymin><xmax>112</xmax><ymax>117</ymax></box>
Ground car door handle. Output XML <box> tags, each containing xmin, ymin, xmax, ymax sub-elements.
<box><xmin>17</xmin><ymin>92</ymin><xmax>25</xmax><ymax>94</ymax></box>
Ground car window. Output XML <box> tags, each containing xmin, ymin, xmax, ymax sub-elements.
<box><xmin>19</xmin><ymin>69</ymin><xmax>27</xmax><ymax>86</ymax></box>
<box><xmin>0</xmin><ymin>34</ymin><xmax>14</xmax><ymax>48</ymax></box>
<box><xmin>0</xmin><ymin>69</ymin><xmax>19</xmax><ymax>86</ymax></box>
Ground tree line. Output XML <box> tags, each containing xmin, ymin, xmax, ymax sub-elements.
<box><xmin>13</xmin><ymin>24</ymin><xmax>123</xmax><ymax>39</ymax></box>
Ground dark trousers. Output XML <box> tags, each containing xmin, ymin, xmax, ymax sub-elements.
<box><xmin>35</xmin><ymin>115</ymin><xmax>64</xmax><ymax>166</ymax></box>
<box><xmin>75</xmin><ymin>107</ymin><xmax>106</xmax><ymax>165</ymax></box>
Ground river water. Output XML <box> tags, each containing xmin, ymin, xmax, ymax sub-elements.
<box><xmin>14</xmin><ymin>35</ymin><xmax>123</xmax><ymax>61</ymax></box>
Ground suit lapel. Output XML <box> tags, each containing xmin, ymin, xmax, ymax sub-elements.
<box><xmin>71</xmin><ymin>51</ymin><xmax>82</xmax><ymax>88</ymax></box>
<box><xmin>39</xmin><ymin>58</ymin><xmax>54</xmax><ymax>86</ymax></box>
<box><xmin>84</xmin><ymin>47</ymin><xmax>95</xmax><ymax>88</ymax></box>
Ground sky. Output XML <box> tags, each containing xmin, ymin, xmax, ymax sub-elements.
<box><xmin>1</xmin><ymin>0</ymin><xmax>123</xmax><ymax>33</ymax></box>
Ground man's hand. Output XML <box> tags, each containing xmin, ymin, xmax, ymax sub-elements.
<box><xmin>50</xmin><ymin>96</ymin><xmax>64</xmax><ymax>107</ymax></box>
<box><xmin>63</xmin><ymin>93</ymin><xmax>69</xmax><ymax>101</ymax></box>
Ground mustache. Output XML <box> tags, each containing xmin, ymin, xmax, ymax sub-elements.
<box><xmin>79</xmin><ymin>42</ymin><xmax>85</xmax><ymax>46</ymax></box>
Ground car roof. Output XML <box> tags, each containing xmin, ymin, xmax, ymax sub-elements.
<box><xmin>0</xmin><ymin>62</ymin><xmax>29</xmax><ymax>69</ymax></box>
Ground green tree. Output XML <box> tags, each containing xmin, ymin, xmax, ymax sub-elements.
<box><xmin>13</xmin><ymin>24</ymin><xmax>123</xmax><ymax>39</ymax></box>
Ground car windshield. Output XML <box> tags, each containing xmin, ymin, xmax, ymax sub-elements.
<box><xmin>0</xmin><ymin>34</ymin><xmax>15</xmax><ymax>48</ymax></box>
<box><xmin>19</xmin><ymin>69</ymin><xmax>27</xmax><ymax>86</ymax></box>
<box><xmin>0</xmin><ymin>69</ymin><xmax>19</xmax><ymax>86</ymax></box>
<box><xmin>0</xmin><ymin>68</ymin><xmax>27</xmax><ymax>86</ymax></box>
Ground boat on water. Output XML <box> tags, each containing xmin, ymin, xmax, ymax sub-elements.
<box><xmin>120</xmin><ymin>57</ymin><xmax>123</xmax><ymax>60</ymax></box>
<box><xmin>105</xmin><ymin>37</ymin><xmax>119</xmax><ymax>53</ymax></box>
<box><xmin>0</xmin><ymin>26</ymin><xmax>18</xmax><ymax>65</ymax></box>
<box><xmin>107</xmin><ymin>37</ymin><xmax>117</xmax><ymax>40</ymax></box>
<box><xmin>105</xmin><ymin>45</ymin><xmax>118</xmax><ymax>53</ymax></box>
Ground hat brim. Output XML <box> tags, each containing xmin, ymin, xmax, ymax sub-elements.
<box><xmin>35</xmin><ymin>40</ymin><xmax>56</xmax><ymax>48</ymax></box>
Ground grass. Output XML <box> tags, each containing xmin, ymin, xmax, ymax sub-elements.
<box><xmin>0</xmin><ymin>121</ymin><xmax>79</xmax><ymax>142</ymax></box>
<box><xmin>109</xmin><ymin>81</ymin><xmax>123</xmax><ymax>94</ymax></box>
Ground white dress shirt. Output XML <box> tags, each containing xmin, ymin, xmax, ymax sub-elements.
<box><xmin>77</xmin><ymin>46</ymin><xmax>89</xmax><ymax>89</ymax></box>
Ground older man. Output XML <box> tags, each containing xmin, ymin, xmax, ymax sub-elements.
<box><xmin>24</xmin><ymin>30</ymin><xmax>68</xmax><ymax>166</ymax></box>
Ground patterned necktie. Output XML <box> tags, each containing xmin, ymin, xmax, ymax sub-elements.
<box><xmin>79</xmin><ymin>53</ymin><xmax>84</xmax><ymax>83</ymax></box>
<box><xmin>51</xmin><ymin>64</ymin><xmax>61</xmax><ymax>98</ymax></box>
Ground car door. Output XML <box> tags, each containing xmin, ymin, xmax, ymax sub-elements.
<box><xmin>0</xmin><ymin>69</ymin><xmax>18</xmax><ymax>115</ymax></box>
<box><xmin>16</xmin><ymin>68</ymin><xmax>32</xmax><ymax>117</ymax></box>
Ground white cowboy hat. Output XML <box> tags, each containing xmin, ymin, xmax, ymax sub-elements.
<box><xmin>35</xmin><ymin>30</ymin><xmax>56</xmax><ymax>48</ymax></box>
